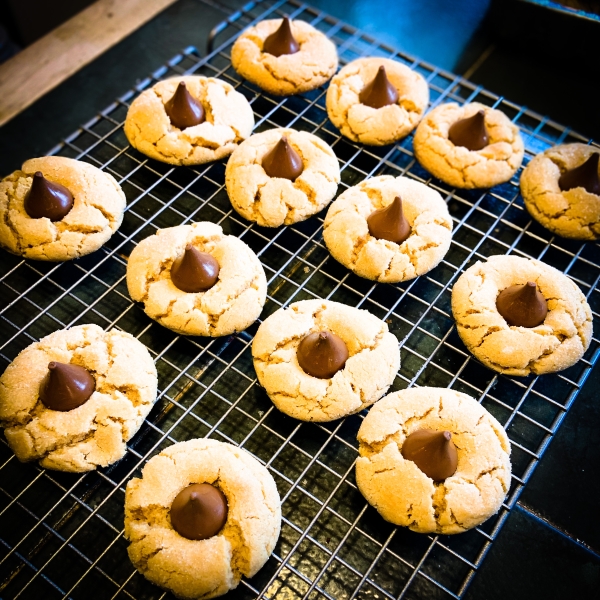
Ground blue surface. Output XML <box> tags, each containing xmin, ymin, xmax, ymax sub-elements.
<box><xmin>306</xmin><ymin>0</ymin><xmax>491</xmax><ymax>70</ymax></box>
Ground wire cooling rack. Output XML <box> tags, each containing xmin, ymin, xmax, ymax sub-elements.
<box><xmin>1</xmin><ymin>0</ymin><xmax>599</xmax><ymax>598</ymax></box>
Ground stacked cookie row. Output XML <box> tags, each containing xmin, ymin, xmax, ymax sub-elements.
<box><xmin>0</xmin><ymin>14</ymin><xmax>597</xmax><ymax>600</ymax></box>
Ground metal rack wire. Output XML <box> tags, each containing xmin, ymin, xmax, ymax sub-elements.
<box><xmin>0</xmin><ymin>0</ymin><xmax>598</xmax><ymax>598</ymax></box>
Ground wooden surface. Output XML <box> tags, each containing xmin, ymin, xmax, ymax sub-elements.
<box><xmin>0</xmin><ymin>0</ymin><xmax>178</xmax><ymax>127</ymax></box>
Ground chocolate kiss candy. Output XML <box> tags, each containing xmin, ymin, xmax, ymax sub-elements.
<box><xmin>367</xmin><ymin>196</ymin><xmax>411</xmax><ymax>244</ymax></box>
<box><xmin>558</xmin><ymin>153</ymin><xmax>600</xmax><ymax>195</ymax></box>
<box><xmin>496</xmin><ymin>281</ymin><xmax>548</xmax><ymax>328</ymax></box>
<box><xmin>359</xmin><ymin>65</ymin><xmax>399</xmax><ymax>109</ymax></box>
<box><xmin>164</xmin><ymin>82</ymin><xmax>205</xmax><ymax>130</ymax></box>
<box><xmin>262</xmin><ymin>136</ymin><xmax>304</xmax><ymax>181</ymax></box>
<box><xmin>171</xmin><ymin>245</ymin><xmax>219</xmax><ymax>293</ymax></box>
<box><xmin>262</xmin><ymin>16</ymin><xmax>300</xmax><ymax>57</ymax></box>
<box><xmin>401</xmin><ymin>429</ymin><xmax>458</xmax><ymax>481</ymax></box>
<box><xmin>170</xmin><ymin>483</ymin><xmax>228</xmax><ymax>540</ymax></box>
<box><xmin>448</xmin><ymin>110</ymin><xmax>489</xmax><ymax>151</ymax></box>
<box><xmin>39</xmin><ymin>362</ymin><xmax>95</xmax><ymax>412</ymax></box>
<box><xmin>297</xmin><ymin>331</ymin><xmax>349</xmax><ymax>379</ymax></box>
<box><xmin>24</xmin><ymin>172</ymin><xmax>74</xmax><ymax>221</ymax></box>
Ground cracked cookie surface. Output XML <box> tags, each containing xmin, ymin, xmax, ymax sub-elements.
<box><xmin>451</xmin><ymin>255</ymin><xmax>592</xmax><ymax>376</ymax></box>
<box><xmin>124</xmin><ymin>76</ymin><xmax>254</xmax><ymax>166</ymax></box>
<box><xmin>414</xmin><ymin>102</ymin><xmax>524</xmax><ymax>189</ymax></box>
<box><xmin>356</xmin><ymin>387</ymin><xmax>511</xmax><ymax>534</ymax></box>
<box><xmin>325</xmin><ymin>57</ymin><xmax>429</xmax><ymax>146</ymax></box>
<box><xmin>520</xmin><ymin>143</ymin><xmax>600</xmax><ymax>240</ymax></box>
<box><xmin>0</xmin><ymin>324</ymin><xmax>157</xmax><ymax>472</ymax></box>
<box><xmin>125</xmin><ymin>439</ymin><xmax>281</xmax><ymax>600</ymax></box>
<box><xmin>225</xmin><ymin>128</ymin><xmax>340</xmax><ymax>227</ymax></box>
<box><xmin>323</xmin><ymin>175</ymin><xmax>452</xmax><ymax>282</ymax></box>
<box><xmin>231</xmin><ymin>18</ymin><xmax>338</xmax><ymax>96</ymax></box>
<box><xmin>252</xmin><ymin>299</ymin><xmax>400</xmax><ymax>422</ymax></box>
<box><xmin>127</xmin><ymin>222</ymin><xmax>267</xmax><ymax>337</ymax></box>
<box><xmin>0</xmin><ymin>156</ymin><xmax>126</xmax><ymax>261</ymax></box>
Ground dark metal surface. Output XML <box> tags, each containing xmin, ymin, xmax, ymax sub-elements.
<box><xmin>0</xmin><ymin>1</ymin><xmax>599</xmax><ymax>598</ymax></box>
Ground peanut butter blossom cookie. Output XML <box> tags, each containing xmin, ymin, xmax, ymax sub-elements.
<box><xmin>356</xmin><ymin>387</ymin><xmax>511</xmax><ymax>534</ymax></box>
<box><xmin>231</xmin><ymin>17</ymin><xmax>338</xmax><ymax>95</ymax></box>
<box><xmin>323</xmin><ymin>175</ymin><xmax>452</xmax><ymax>282</ymax></box>
<box><xmin>413</xmin><ymin>102</ymin><xmax>524</xmax><ymax>188</ymax></box>
<box><xmin>252</xmin><ymin>299</ymin><xmax>400</xmax><ymax>422</ymax></box>
<box><xmin>325</xmin><ymin>57</ymin><xmax>429</xmax><ymax>146</ymax></box>
<box><xmin>520</xmin><ymin>143</ymin><xmax>600</xmax><ymax>240</ymax></box>
<box><xmin>127</xmin><ymin>222</ymin><xmax>267</xmax><ymax>337</ymax></box>
<box><xmin>225</xmin><ymin>127</ymin><xmax>340</xmax><ymax>227</ymax></box>
<box><xmin>124</xmin><ymin>439</ymin><xmax>281</xmax><ymax>599</ymax></box>
<box><xmin>0</xmin><ymin>324</ymin><xmax>157</xmax><ymax>472</ymax></box>
<box><xmin>0</xmin><ymin>156</ymin><xmax>126</xmax><ymax>261</ymax></box>
<box><xmin>124</xmin><ymin>75</ymin><xmax>254</xmax><ymax>166</ymax></box>
<box><xmin>451</xmin><ymin>255</ymin><xmax>593</xmax><ymax>376</ymax></box>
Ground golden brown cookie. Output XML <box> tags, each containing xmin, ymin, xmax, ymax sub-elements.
<box><xmin>413</xmin><ymin>102</ymin><xmax>524</xmax><ymax>188</ymax></box>
<box><xmin>356</xmin><ymin>387</ymin><xmax>511</xmax><ymax>534</ymax></box>
<box><xmin>520</xmin><ymin>143</ymin><xmax>600</xmax><ymax>240</ymax></box>
<box><xmin>323</xmin><ymin>175</ymin><xmax>452</xmax><ymax>282</ymax></box>
<box><xmin>0</xmin><ymin>156</ymin><xmax>125</xmax><ymax>261</ymax></box>
<box><xmin>0</xmin><ymin>324</ymin><xmax>157</xmax><ymax>472</ymax></box>
<box><xmin>252</xmin><ymin>299</ymin><xmax>400</xmax><ymax>422</ymax></box>
<box><xmin>326</xmin><ymin>57</ymin><xmax>429</xmax><ymax>146</ymax></box>
<box><xmin>451</xmin><ymin>255</ymin><xmax>593</xmax><ymax>376</ymax></box>
<box><xmin>126</xmin><ymin>222</ymin><xmax>267</xmax><ymax>337</ymax></box>
<box><xmin>231</xmin><ymin>18</ymin><xmax>338</xmax><ymax>96</ymax></box>
<box><xmin>125</xmin><ymin>439</ymin><xmax>281</xmax><ymax>599</ymax></box>
<box><xmin>124</xmin><ymin>75</ymin><xmax>254</xmax><ymax>166</ymax></box>
<box><xmin>225</xmin><ymin>127</ymin><xmax>340</xmax><ymax>227</ymax></box>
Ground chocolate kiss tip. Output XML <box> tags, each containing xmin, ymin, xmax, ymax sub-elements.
<box><xmin>165</xmin><ymin>81</ymin><xmax>205</xmax><ymax>130</ymax></box>
<box><xmin>263</xmin><ymin>15</ymin><xmax>299</xmax><ymax>57</ymax></box>
<box><xmin>367</xmin><ymin>195</ymin><xmax>411</xmax><ymax>244</ymax></box>
<box><xmin>170</xmin><ymin>246</ymin><xmax>220</xmax><ymax>293</ymax></box>
<box><xmin>359</xmin><ymin>65</ymin><xmax>399</xmax><ymax>109</ymax></box>
<box><xmin>401</xmin><ymin>429</ymin><xmax>458</xmax><ymax>481</ymax></box>
<box><xmin>170</xmin><ymin>483</ymin><xmax>228</xmax><ymax>541</ymax></box>
<box><xmin>262</xmin><ymin>136</ymin><xmax>304</xmax><ymax>181</ymax></box>
<box><xmin>496</xmin><ymin>280</ymin><xmax>548</xmax><ymax>328</ymax></box>
<box><xmin>558</xmin><ymin>153</ymin><xmax>600</xmax><ymax>195</ymax></box>
<box><xmin>39</xmin><ymin>362</ymin><xmax>95</xmax><ymax>412</ymax></box>
<box><xmin>448</xmin><ymin>109</ymin><xmax>489</xmax><ymax>151</ymax></box>
<box><xmin>24</xmin><ymin>171</ymin><xmax>74</xmax><ymax>222</ymax></box>
<box><xmin>297</xmin><ymin>331</ymin><xmax>349</xmax><ymax>379</ymax></box>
